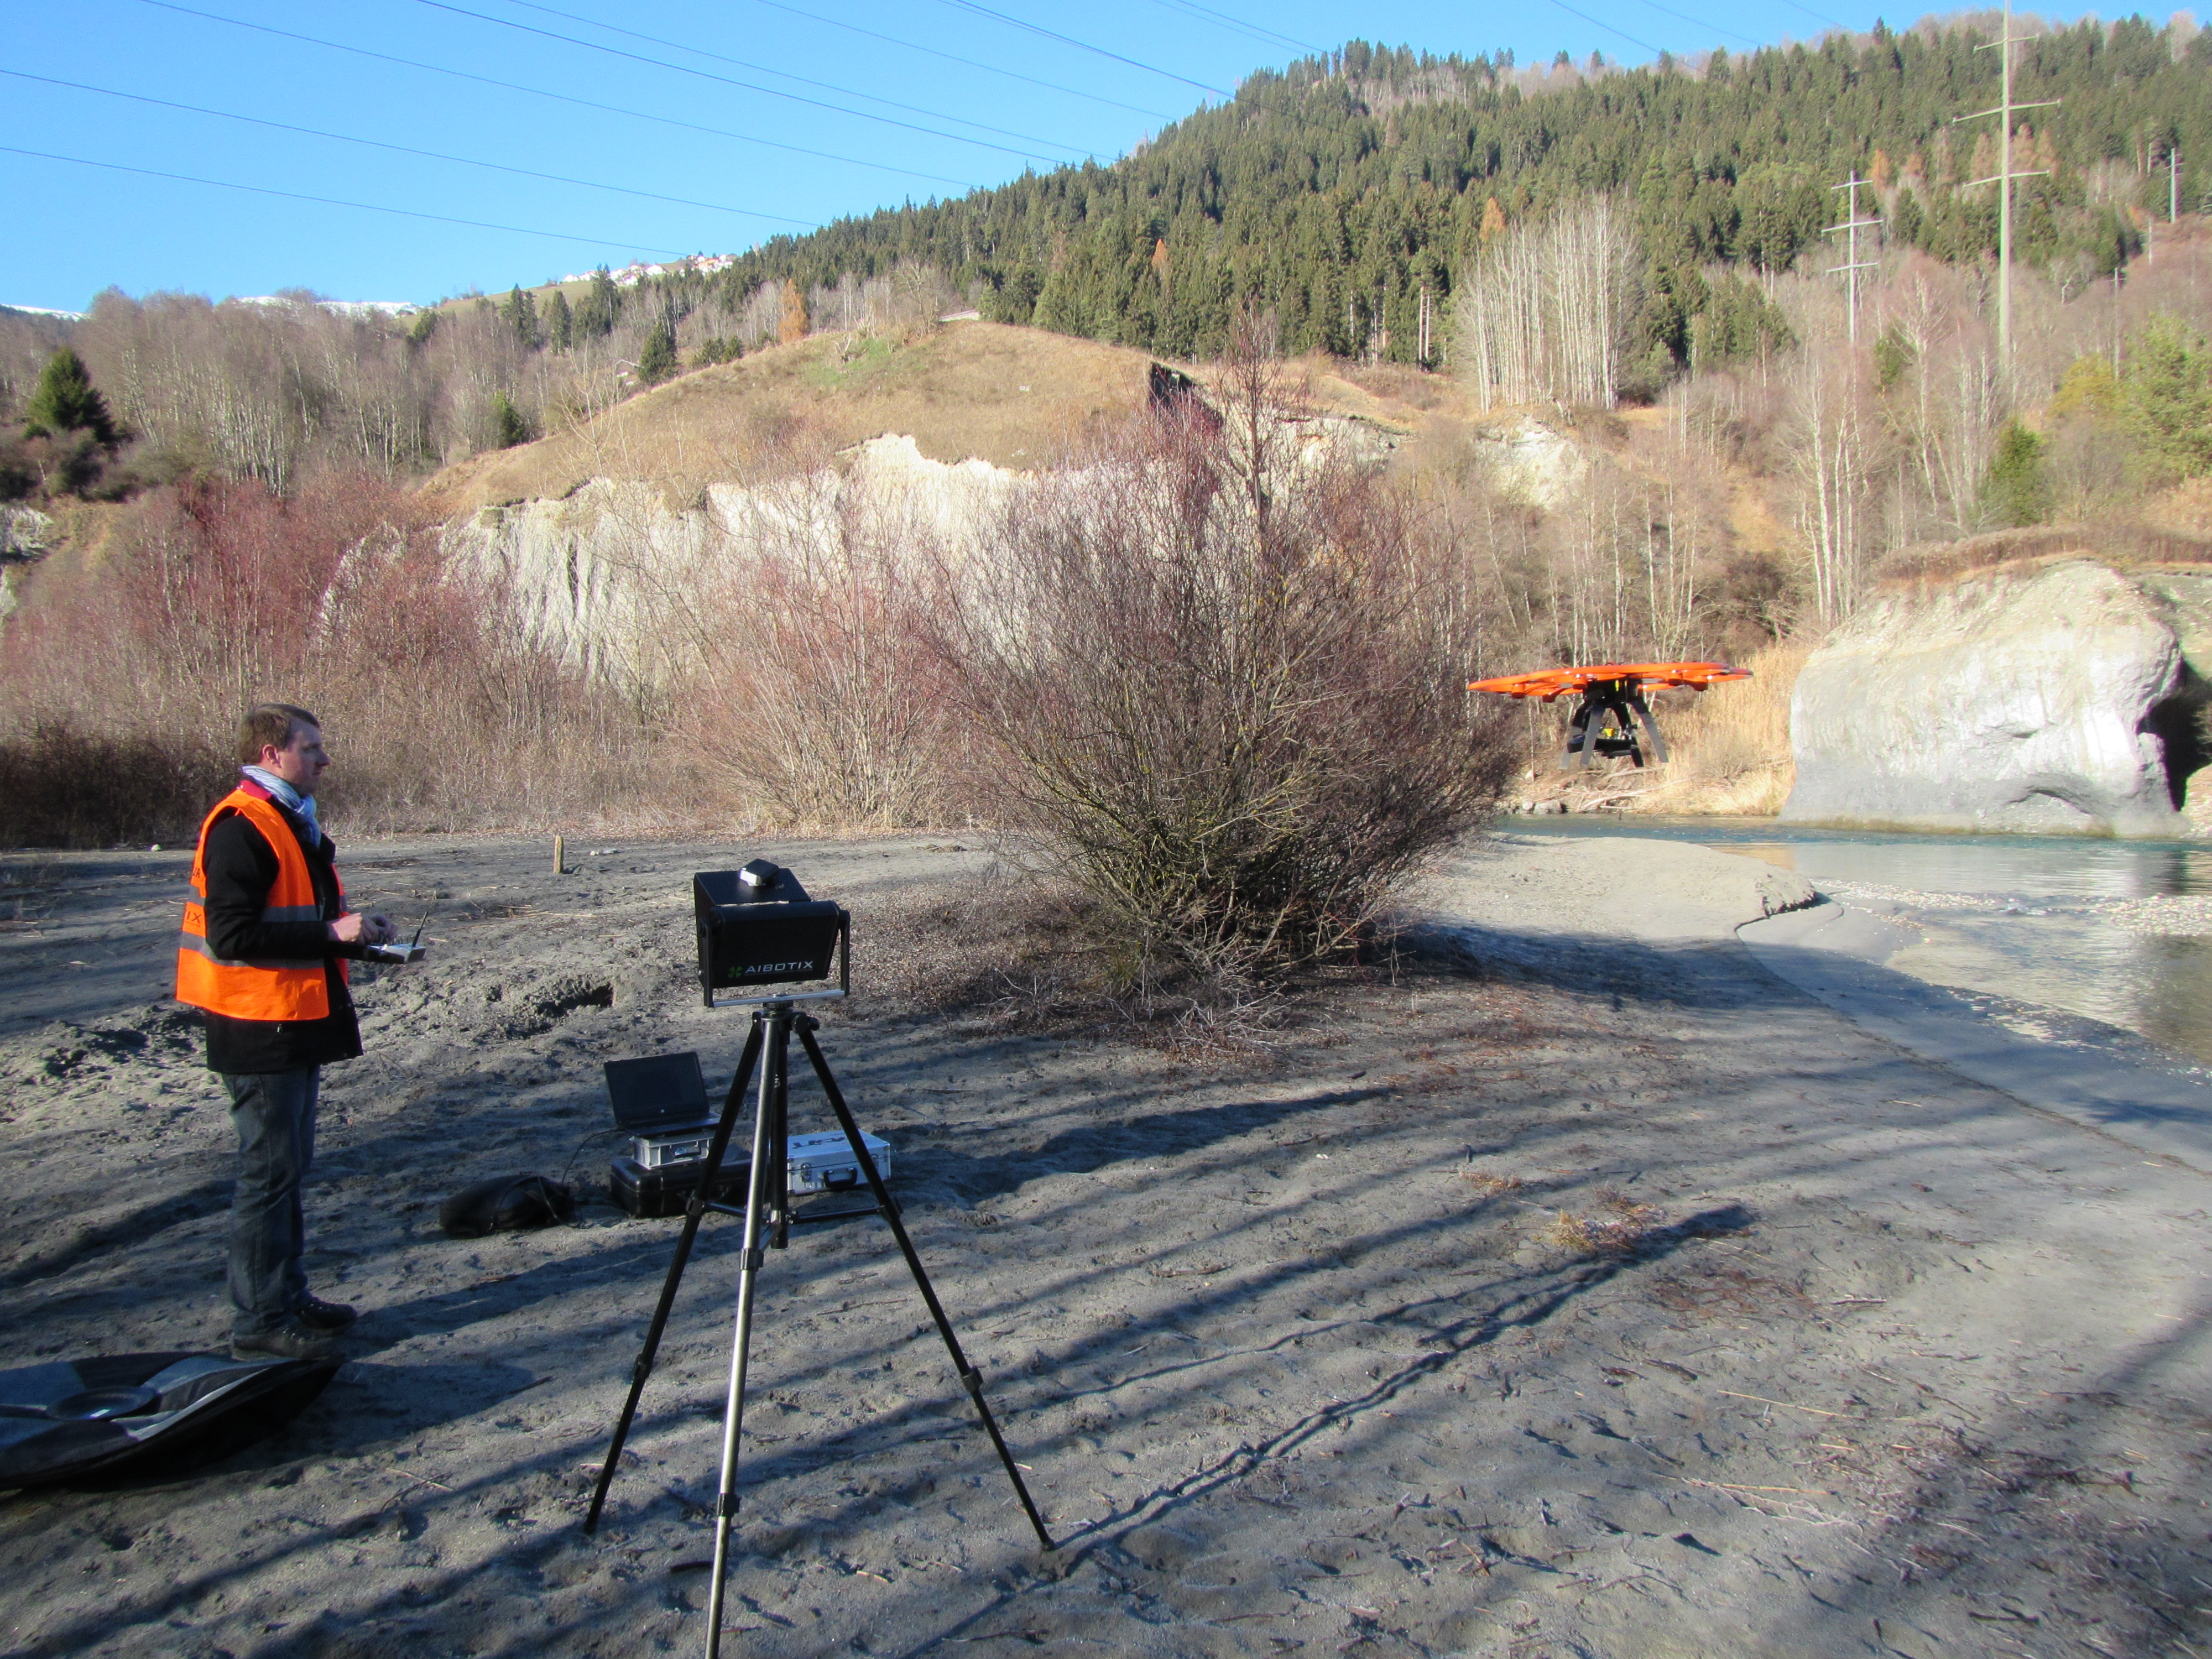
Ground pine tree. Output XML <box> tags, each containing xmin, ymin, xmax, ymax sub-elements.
<box><xmin>1983</xmin><ymin>420</ymin><xmax>2053</xmax><ymax>524</ymax></box>
<box><xmin>2124</xmin><ymin>315</ymin><xmax>2212</xmax><ymax>476</ymax></box>
<box><xmin>778</xmin><ymin>279</ymin><xmax>808</xmax><ymax>346</ymax></box>
<box><xmin>21</xmin><ymin>348</ymin><xmax>118</xmax><ymax>446</ymax></box>
<box><xmin>637</xmin><ymin>317</ymin><xmax>679</xmax><ymax>384</ymax></box>
<box><xmin>491</xmin><ymin>392</ymin><xmax>531</xmax><ymax>448</ymax></box>
<box><xmin>501</xmin><ymin>285</ymin><xmax>541</xmax><ymax>348</ymax></box>
<box><xmin>576</xmin><ymin>268</ymin><xmax>622</xmax><ymax>338</ymax></box>
<box><xmin>547</xmin><ymin>289</ymin><xmax>574</xmax><ymax>353</ymax></box>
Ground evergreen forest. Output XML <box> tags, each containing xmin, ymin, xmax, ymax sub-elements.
<box><xmin>702</xmin><ymin>19</ymin><xmax>2209</xmax><ymax>373</ymax></box>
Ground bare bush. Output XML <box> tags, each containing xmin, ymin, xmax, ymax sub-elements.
<box><xmin>0</xmin><ymin>723</ymin><xmax>226</xmax><ymax>847</ymax></box>
<box><xmin>0</xmin><ymin>471</ymin><xmax>648</xmax><ymax>844</ymax></box>
<box><xmin>673</xmin><ymin>509</ymin><xmax>956</xmax><ymax>831</ymax></box>
<box><xmin>928</xmin><ymin>344</ymin><xmax>1519</xmax><ymax>985</ymax></box>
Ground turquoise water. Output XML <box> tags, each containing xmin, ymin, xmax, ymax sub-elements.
<box><xmin>1511</xmin><ymin>817</ymin><xmax>2212</xmax><ymax>1066</ymax></box>
<box><xmin>1512</xmin><ymin>816</ymin><xmax>2212</xmax><ymax>898</ymax></box>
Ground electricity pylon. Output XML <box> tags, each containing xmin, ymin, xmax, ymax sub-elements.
<box><xmin>1955</xmin><ymin>0</ymin><xmax>2060</xmax><ymax>364</ymax></box>
<box><xmin>1824</xmin><ymin>172</ymin><xmax>1882</xmax><ymax>344</ymax></box>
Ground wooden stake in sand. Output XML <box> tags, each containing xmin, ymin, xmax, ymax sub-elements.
<box><xmin>553</xmin><ymin>834</ymin><xmax>566</xmax><ymax>875</ymax></box>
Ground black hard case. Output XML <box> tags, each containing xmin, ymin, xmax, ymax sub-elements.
<box><xmin>608</xmin><ymin>1152</ymin><xmax>750</xmax><ymax>1220</ymax></box>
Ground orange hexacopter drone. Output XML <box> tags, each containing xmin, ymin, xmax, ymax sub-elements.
<box><xmin>1467</xmin><ymin>661</ymin><xmax>1752</xmax><ymax>770</ymax></box>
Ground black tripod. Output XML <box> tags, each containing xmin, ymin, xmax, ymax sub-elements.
<box><xmin>584</xmin><ymin>995</ymin><xmax>1053</xmax><ymax>1657</ymax></box>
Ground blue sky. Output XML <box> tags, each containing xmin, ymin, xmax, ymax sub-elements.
<box><xmin>2</xmin><ymin>0</ymin><xmax>2085</xmax><ymax>310</ymax></box>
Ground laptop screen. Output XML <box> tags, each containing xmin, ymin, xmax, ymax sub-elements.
<box><xmin>603</xmin><ymin>1052</ymin><xmax>712</xmax><ymax>1131</ymax></box>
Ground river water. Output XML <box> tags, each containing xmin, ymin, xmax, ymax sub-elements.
<box><xmin>1515</xmin><ymin>817</ymin><xmax>2212</xmax><ymax>1069</ymax></box>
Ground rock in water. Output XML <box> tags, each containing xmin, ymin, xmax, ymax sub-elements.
<box><xmin>1783</xmin><ymin>558</ymin><xmax>2211</xmax><ymax>836</ymax></box>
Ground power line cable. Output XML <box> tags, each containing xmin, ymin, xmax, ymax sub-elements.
<box><xmin>740</xmin><ymin>0</ymin><xmax>1174</xmax><ymax>119</ymax></box>
<box><xmin>134</xmin><ymin>0</ymin><xmax>978</xmax><ymax>190</ymax></box>
<box><xmin>0</xmin><ymin>144</ymin><xmax>690</xmax><ymax>256</ymax></box>
<box><xmin>1139</xmin><ymin>0</ymin><xmax>1317</xmax><ymax>54</ymax></box>
<box><xmin>486</xmin><ymin>0</ymin><xmax>1103</xmax><ymax>158</ymax></box>
<box><xmin>415</xmin><ymin>0</ymin><xmax>1074</xmax><ymax>164</ymax></box>
<box><xmin>925</xmin><ymin>0</ymin><xmax>1231</xmax><ymax>97</ymax></box>
<box><xmin>1618</xmin><ymin>0</ymin><xmax>1761</xmax><ymax>48</ymax></box>
<box><xmin>1776</xmin><ymin>0</ymin><xmax>1852</xmax><ymax>33</ymax></box>
<box><xmin>1546</xmin><ymin>0</ymin><xmax>1665</xmax><ymax>60</ymax></box>
<box><xmin>0</xmin><ymin>67</ymin><xmax>816</xmax><ymax>227</ymax></box>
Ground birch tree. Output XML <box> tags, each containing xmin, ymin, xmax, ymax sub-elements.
<box><xmin>1453</xmin><ymin>197</ymin><xmax>1638</xmax><ymax>408</ymax></box>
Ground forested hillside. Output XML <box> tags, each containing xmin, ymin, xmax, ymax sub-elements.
<box><xmin>706</xmin><ymin>20</ymin><xmax>2212</xmax><ymax>368</ymax></box>
<box><xmin>6</xmin><ymin>14</ymin><xmax>2209</xmax><ymax>493</ymax></box>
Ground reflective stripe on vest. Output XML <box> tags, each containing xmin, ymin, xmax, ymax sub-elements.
<box><xmin>175</xmin><ymin>788</ymin><xmax>339</xmax><ymax>1021</ymax></box>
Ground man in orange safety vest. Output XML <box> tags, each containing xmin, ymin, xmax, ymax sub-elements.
<box><xmin>177</xmin><ymin>703</ymin><xmax>396</xmax><ymax>1360</ymax></box>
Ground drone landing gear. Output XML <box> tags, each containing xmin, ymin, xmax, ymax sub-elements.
<box><xmin>1562</xmin><ymin>679</ymin><xmax>1669</xmax><ymax>771</ymax></box>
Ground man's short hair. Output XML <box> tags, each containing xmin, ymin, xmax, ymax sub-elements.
<box><xmin>237</xmin><ymin>702</ymin><xmax>320</xmax><ymax>765</ymax></box>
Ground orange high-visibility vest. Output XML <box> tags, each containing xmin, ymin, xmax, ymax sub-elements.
<box><xmin>176</xmin><ymin>787</ymin><xmax>344</xmax><ymax>1021</ymax></box>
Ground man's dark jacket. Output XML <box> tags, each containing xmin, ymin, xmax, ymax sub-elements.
<box><xmin>199</xmin><ymin>795</ymin><xmax>366</xmax><ymax>1074</ymax></box>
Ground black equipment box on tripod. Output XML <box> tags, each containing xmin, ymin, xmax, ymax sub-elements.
<box><xmin>586</xmin><ymin>860</ymin><xmax>1053</xmax><ymax>1657</ymax></box>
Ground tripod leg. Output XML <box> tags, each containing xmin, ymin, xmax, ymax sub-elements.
<box><xmin>770</xmin><ymin>1018</ymin><xmax>792</xmax><ymax>1252</ymax></box>
<box><xmin>585</xmin><ymin>1018</ymin><xmax>765</xmax><ymax>1535</ymax></box>
<box><xmin>795</xmin><ymin>1020</ymin><xmax>1056</xmax><ymax>1552</ymax></box>
<box><xmin>705</xmin><ymin>1008</ymin><xmax>788</xmax><ymax>1658</ymax></box>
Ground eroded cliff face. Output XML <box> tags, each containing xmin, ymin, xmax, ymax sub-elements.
<box><xmin>1783</xmin><ymin>558</ymin><xmax>2212</xmax><ymax>836</ymax></box>
<box><xmin>439</xmin><ymin>434</ymin><xmax>1018</xmax><ymax>687</ymax></box>
<box><xmin>436</xmin><ymin>414</ymin><xmax>1394</xmax><ymax>691</ymax></box>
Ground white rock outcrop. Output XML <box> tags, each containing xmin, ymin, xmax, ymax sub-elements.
<box><xmin>1465</xmin><ymin>414</ymin><xmax>1589</xmax><ymax>509</ymax></box>
<box><xmin>0</xmin><ymin>505</ymin><xmax>52</xmax><ymax>624</ymax></box>
<box><xmin>439</xmin><ymin>435</ymin><xmax>1020</xmax><ymax>688</ymax></box>
<box><xmin>1782</xmin><ymin>559</ymin><xmax>2211</xmax><ymax>836</ymax></box>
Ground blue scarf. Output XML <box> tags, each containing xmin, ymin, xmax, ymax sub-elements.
<box><xmin>241</xmin><ymin>765</ymin><xmax>322</xmax><ymax>841</ymax></box>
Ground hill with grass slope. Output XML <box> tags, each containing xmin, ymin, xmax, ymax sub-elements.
<box><xmin>418</xmin><ymin>317</ymin><xmax>1529</xmax><ymax>514</ymax></box>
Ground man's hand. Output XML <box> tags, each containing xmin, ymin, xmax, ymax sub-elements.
<box><xmin>330</xmin><ymin>912</ymin><xmax>398</xmax><ymax>945</ymax></box>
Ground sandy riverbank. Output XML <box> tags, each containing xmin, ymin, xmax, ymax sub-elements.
<box><xmin>2</xmin><ymin>832</ymin><xmax>2208</xmax><ymax>1658</ymax></box>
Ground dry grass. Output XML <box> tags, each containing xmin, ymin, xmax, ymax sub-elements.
<box><xmin>419</xmin><ymin>324</ymin><xmax>1166</xmax><ymax>512</ymax></box>
<box><xmin>1543</xmin><ymin>1190</ymin><xmax>1667</xmax><ymax>1256</ymax></box>
<box><xmin>1461</xmin><ymin>1168</ymin><xmax>1524</xmax><ymax>1196</ymax></box>
<box><xmin>0</xmin><ymin>859</ymin><xmax>64</xmax><ymax>931</ymax></box>
<box><xmin>858</xmin><ymin>868</ymin><xmax>1468</xmax><ymax>1052</ymax></box>
<box><xmin>1875</xmin><ymin>521</ymin><xmax>2212</xmax><ymax>582</ymax></box>
<box><xmin>415</xmin><ymin>322</ymin><xmax>1500</xmax><ymax>517</ymax></box>
<box><xmin>1618</xmin><ymin>639</ymin><xmax>1807</xmax><ymax>817</ymax></box>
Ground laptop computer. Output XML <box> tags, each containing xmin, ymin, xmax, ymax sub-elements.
<box><xmin>603</xmin><ymin>1052</ymin><xmax>718</xmax><ymax>1167</ymax></box>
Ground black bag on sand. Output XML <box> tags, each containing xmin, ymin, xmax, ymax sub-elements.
<box><xmin>439</xmin><ymin>1173</ymin><xmax>576</xmax><ymax>1238</ymax></box>
<box><xmin>0</xmin><ymin>1351</ymin><xmax>337</xmax><ymax>1488</ymax></box>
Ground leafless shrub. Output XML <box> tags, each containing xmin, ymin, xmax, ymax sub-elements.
<box><xmin>926</xmin><ymin>335</ymin><xmax>1519</xmax><ymax>993</ymax></box>
<box><xmin>0</xmin><ymin>723</ymin><xmax>226</xmax><ymax>848</ymax></box>
<box><xmin>0</xmin><ymin>471</ymin><xmax>650</xmax><ymax>844</ymax></box>
<box><xmin>672</xmin><ymin>499</ymin><xmax>957</xmax><ymax>831</ymax></box>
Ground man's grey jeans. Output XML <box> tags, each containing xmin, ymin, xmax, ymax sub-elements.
<box><xmin>222</xmin><ymin>1066</ymin><xmax>320</xmax><ymax>1337</ymax></box>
